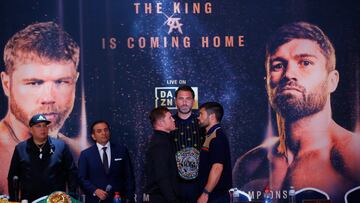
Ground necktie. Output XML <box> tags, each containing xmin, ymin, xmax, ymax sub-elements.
<box><xmin>102</xmin><ymin>147</ymin><xmax>109</xmax><ymax>174</ymax></box>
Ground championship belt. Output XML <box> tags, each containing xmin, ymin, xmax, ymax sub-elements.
<box><xmin>175</xmin><ymin>147</ymin><xmax>200</xmax><ymax>180</ymax></box>
<box><xmin>345</xmin><ymin>186</ymin><xmax>360</xmax><ymax>203</ymax></box>
<box><xmin>33</xmin><ymin>191</ymin><xmax>81</xmax><ymax>203</ymax></box>
<box><xmin>295</xmin><ymin>188</ymin><xmax>330</xmax><ymax>203</ymax></box>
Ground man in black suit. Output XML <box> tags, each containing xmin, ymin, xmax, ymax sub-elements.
<box><xmin>78</xmin><ymin>120</ymin><xmax>135</xmax><ymax>203</ymax></box>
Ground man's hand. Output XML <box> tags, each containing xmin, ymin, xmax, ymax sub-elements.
<box><xmin>197</xmin><ymin>193</ymin><xmax>209</xmax><ymax>203</ymax></box>
<box><xmin>94</xmin><ymin>188</ymin><xmax>108</xmax><ymax>200</ymax></box>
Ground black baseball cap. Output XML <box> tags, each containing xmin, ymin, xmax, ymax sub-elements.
<box><xmin>29</xmin><ymin>114</ymin><xmax>51</xmax><ymax>127</ymax></box>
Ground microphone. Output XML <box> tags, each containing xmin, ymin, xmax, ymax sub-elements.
<box><xmin>105</xmin><ymin>184</ymin><xmax>112</xmax><ymax>192</ymax></box>
<box><xmin>13</xmin><ymin>176</ymin><xmax>19</xmax><ymax>202</ymax></box>
<box><xmin>98</xmin><ymin>185</ymin><xmax>112</xmax><ymax>203</ymax></box>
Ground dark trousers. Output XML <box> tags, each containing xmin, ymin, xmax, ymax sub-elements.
<box><xmin>149</xmin><ymin>194</ymin><xmax>167</xmax><ymax>203</ymax></box>
<box><xmin>178</xmin><ymin>180</ymin><xmax>199</xmax><ymax>203</ymax></box>
<box><xmin>209</xmin><ymin>194</ymin><xmax>230</xmax><ymax>203</ymax></box>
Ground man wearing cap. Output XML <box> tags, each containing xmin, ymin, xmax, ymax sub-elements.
<box><xmin>7</xmin><ymin>114</ymin><xmax>78</xmax><ymax>202</ymax></box>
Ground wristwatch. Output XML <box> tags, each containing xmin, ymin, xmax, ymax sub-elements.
<box><xmin>203</xmin><ymin>188</ymin><xmax>210</xmax><ymax>195</ymax></box>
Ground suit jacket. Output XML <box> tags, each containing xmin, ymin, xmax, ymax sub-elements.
<box><xmin>78</xmin><ymin>143</ymin><xmax>135</xmax><ymax>203</ymax></box>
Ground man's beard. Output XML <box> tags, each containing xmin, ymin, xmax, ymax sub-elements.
<box><xmin>178</xmin><ymin>106</ymin><xmax>192</xmax><ymax>114</ymax></box>
<box><xmin>199</xmin><ymin>119</ymin><xmax>209</xmax><ymax>128</ymax></box>
<box><xmin>270</xmin><ymin>80</ymin><xmax>328</xmax><ymax>121</ymax></box>
<box><xmin>9</xmin><ymin>95</ymin><xmax>72</xmax><ymax>134</ymax></box>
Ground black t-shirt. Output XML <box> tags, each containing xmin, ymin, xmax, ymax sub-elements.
<box><xmin>172</xmin><ymin>112</ymin><xmax>205</xmax><ymax>152</ymax></box>
<box><xmin>198</xmin><ymin>124</ymin><xmax>232</xmax><ymax>200</ymax></box>
<box><xmin>171</xmin><ymin>113</ymin><xmax>206</xmax><ymax>181</ymax></box>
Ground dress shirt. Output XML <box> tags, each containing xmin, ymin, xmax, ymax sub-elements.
<box><xmin>96</xmin><ymin>142</ymin><xmax>111</xmax><ymax>168</ymax></box>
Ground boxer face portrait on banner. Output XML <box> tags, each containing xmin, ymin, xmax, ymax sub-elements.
<box><xmin>233</xmin><ymin>22</ymin><xmax>360</xmax><ymax>203</ymax></box>
<box><xmin>0</xmin><ymin>22</ymin><xmax>82</xmax><ymax>194</ymax></box>
<box><xmin>267</xmin><ymin>38</ymin><xmax>338</xmax><ymax>121</ymax></box>
<box><xmin>2</xmin><ymin>61</ymin><xmax>78</xmax><ymax>134</ymax></box>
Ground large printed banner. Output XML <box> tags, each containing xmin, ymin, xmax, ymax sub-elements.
<box><xmin>1</xmin><ymin>0</ymin><xmax>359</xmax><ymax>202</ymax></box>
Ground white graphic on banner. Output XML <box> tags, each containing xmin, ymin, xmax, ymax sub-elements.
<box><xmin>163</xmin><ymin>13</ymin><xmax>183</xmax><ymax>35</ymax></box>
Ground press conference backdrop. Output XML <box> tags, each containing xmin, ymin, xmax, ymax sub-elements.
<box><xmin>0</xmin><ymin>0</ymin><xmax>359</xmax><ymax>202</ymax></box>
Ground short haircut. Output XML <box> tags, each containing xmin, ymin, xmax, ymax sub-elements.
<box><xmin>175</xmin><ymin>85</ymin><xmax>195</xmax><ymax>99</ymax></box>
<box><xmin>90</xmin><ymin>120</ymin><xmax>110</xmax><ymax>133</ymax></box>
<box><xmin>3</xmin><ymin>21</ymin><xmax>80</xmax><ymax>75</ymax></box>
<box><xmin>149</xmin><ymin>106</ymin><xmax>170</xmax><ymax>127</ymax></box>
<box><xmin>199</xmin><ymin>102</ymin><xmax>224</xmax><ymax>122</ymax></box>
<box><xmin>265</xmin><ymin>22</ymin><xmax>336</xmax><ymax>72</ymax></box>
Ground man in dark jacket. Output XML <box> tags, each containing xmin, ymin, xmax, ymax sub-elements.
<box><xmin>78</xmin><ymin>120</ymin><xmax>135</xmax><ymax>203</ymax></box>
<box><xmin>197</xmin><ymin>102</ymin><xmax>232</xmax><ymax>203</ymax></box>
<box><xmin>145</xmin><ymin>107</ymin><xmax>181</xmax><ymax>203</ymax></box>
<box><xmin>7</xmin><ymin>114</ymin><xmax>78</xmax><ymax>202</ymax></box>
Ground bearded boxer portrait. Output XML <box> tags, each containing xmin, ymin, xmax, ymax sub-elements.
<box><xmin>233</xmin><ymin>22</ymin><xmax>360</xmax><ymax>202</ymax></box>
